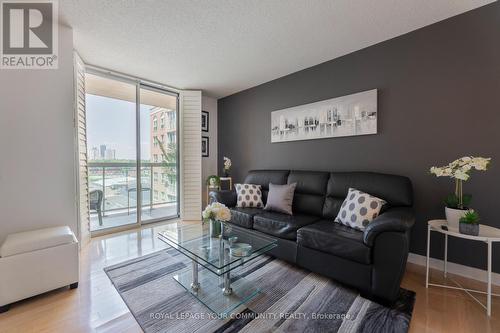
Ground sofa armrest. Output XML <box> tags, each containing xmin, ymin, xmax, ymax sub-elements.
<box><xmin>363</xmin><ymin>207</ymin><xmax>415</xmax><ymax>246</ymax></box>
<box><xmin>208</xmin><ymin>190</ymin><xmax>237</xmax><ymax>207</ymax></box>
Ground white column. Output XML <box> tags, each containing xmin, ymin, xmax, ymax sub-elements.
<box><xmin>179</xmin><ymin>91</ymin><xmax>202</xmax><ymax>221</ymax></box>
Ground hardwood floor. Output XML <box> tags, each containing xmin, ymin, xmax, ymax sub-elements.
<box><xmin>0</xmin><ymin>220</ymin><xmax>498</xmax><ymax>332</ymax></box>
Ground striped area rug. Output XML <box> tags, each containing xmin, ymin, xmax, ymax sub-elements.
<box><xmin>104</xmin><ymin>248</ymin><xmax>415</xmax><ymax>333</ymax></box>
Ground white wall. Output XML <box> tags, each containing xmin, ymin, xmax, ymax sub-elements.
<box><xmin>0</xmin><ymin>25</ymin><xmax>76</xmax><ymax>244</ymax></box>
<box><xmin>201</xmin><ymin>95</ymin><xmax>218</xmax><ymax>207</ymax></box>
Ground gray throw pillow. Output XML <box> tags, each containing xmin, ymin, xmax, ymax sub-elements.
<box><xmin>264</xmin><ymin>183</ymin><xmax>297</xmax><ymax>215</ymax></box>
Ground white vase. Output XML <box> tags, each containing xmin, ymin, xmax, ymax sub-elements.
<box><xmin>445</xmin><ymin>207</ymin><xmax>469</xmax><ymax>229</ymax></box>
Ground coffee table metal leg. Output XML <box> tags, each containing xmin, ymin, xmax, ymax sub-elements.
<box><xmin>223</xmin><ymin>271</ymin><xmax>233</xmax><ymax>295</ymax></box>
<box><xmin>222</xmin><ymin>248</ymin><xmax>233</xmax><ymax>296</ymax></box>
<box><xmin>191</xmin><ymin>260</ymin><xmax>200</xmax><ymax>292</ymax></box>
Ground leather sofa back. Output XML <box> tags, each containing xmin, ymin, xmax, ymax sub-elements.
<box><xmin>244</xmin><ymin>170</ymin><xmax>290</xmax><ymax>204</ymax></box>
<box><xmin>288</xmin><ymin>171</ymin><xmax>329</xmax><ymax>216</ymax></box>
<box><xmin>243</xmin><ymin>170</ymin><xmax>413</xmax><ymax>218</ymax></box>
<box><xmin>322</xmin><ymin>172</ymin><xmax>413</xmax><ymax>219</ymax></box>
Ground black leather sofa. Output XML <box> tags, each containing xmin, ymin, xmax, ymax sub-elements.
<box><xmin>209</xmin><ymin>170</ymin><xmax>415</xmax><ymax>304</ymax></box>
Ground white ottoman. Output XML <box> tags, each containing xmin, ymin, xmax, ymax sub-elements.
<box><xmin>0</xmin><ymin>226</ymin><xmax>79</xmax><ymax>313</ymax></box>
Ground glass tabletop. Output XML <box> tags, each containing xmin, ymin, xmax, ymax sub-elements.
<box><xmin>158</xmin><ymin>222</ymin><xmax>277</xmax><ymax>275</ymax></box>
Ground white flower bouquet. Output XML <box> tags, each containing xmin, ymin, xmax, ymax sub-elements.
<box><xmin>223</xmin><ymin>156</ymin><xmax>232</xmax><ymax>176</ymax></box>
<box><xmin>203</xmin><ymin>202</ymin><xmax>231</xmax><ymax>237</ymax></box>
<box><xmin>202</xmin><ymin>202</ymin><xmax>231</xmax><ymax>223</ymax></box>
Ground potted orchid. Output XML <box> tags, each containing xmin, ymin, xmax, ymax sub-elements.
<box><xmin>202</xmin><ymin>202</ymin><xmax>231</xmax><ymax>237</ymax></box>
<box><xmin>430</xmin><ymin>156</ymin><xmax>491</xmax><ymax>228</ymax></box>
<box><xmin>223</xmin><ymin>157</ymin><xmax>232</xmax><ymax>177</ymax></box>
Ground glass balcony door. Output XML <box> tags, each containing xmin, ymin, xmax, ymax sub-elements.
<box><xmin>85</xmin><ymin>72</ymin><xmax>179</xmax><ymax>234</ymax></box>
<box><xmin>86</xmin><ymin>73</ymin><xmax>139</xmax><ymax>232</ymax></box>
<box><xmin>139</xmin><ymin>85</ymin><xmax>179</xmax><ymax>223</ymax></box>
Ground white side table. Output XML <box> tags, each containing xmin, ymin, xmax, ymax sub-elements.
<box><xmin>426</xmin><ymin>219</ymin><xmax>500</xmax><ymax>316</ymax></box>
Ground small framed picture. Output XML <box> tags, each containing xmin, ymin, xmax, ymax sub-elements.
<box><xmin>202</xmin><ymin>111</ymin><xmax>209</xmax><ymax>132</ymax></box>
<box><xmin>202</xmin><ymin>136</ymin><xmax>209</xmax><ymax>157</ymax></box>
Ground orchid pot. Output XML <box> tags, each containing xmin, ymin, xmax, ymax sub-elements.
<box><xmin>445</xmin><ymin>206</ymin><xmax>468</xmax><ymax>229</ymax></box>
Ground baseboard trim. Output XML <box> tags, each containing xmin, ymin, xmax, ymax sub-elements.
<box><xmin>407</xmin><ymin>252</ymin><xmax>500</xmax><ymax>286</ymax></box>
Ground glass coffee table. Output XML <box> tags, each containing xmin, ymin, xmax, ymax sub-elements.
<box><xmin>158</xmin><ymin>222</ymin><xmax>277</xmax><ymax>316</ymax></box>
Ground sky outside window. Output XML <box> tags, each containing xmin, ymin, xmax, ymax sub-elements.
<box><xmin>86</xmin><ymin>94</ymin><xmax>154</xmax><ymax>160</ymax></box>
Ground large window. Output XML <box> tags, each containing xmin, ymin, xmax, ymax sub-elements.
<box><xmin>139</xmin><ymin>86</ymin><xmax>179</xmax><ymax>223</ymax></box>
<box><xmin>85</xmin><ymin>72</ymin><xmax>179</xmax><ymax>233</ymax></box>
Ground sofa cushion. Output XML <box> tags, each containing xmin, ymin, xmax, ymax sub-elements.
<box><xmin>253</xmin><ymin>211</ymin><xmax>320</xmax><ymax>240</ymax></box>
<box><xmin>244</xmin><ymin>170</ymin><xmax>290</xmax><ymax>205</ymax></box>
<box><xmin>264</xmin><ymin>183</ymin><xmax>297</xmax><ymax>215</ymax></box>
<box><xmin>235</xmin><ymin>184</ymin><xmax>264</xmax><ymax>208</ymax></box>
<box><xmin>0</xmin><ymin>226</ymin><xmax>77</xmax><ymax>257</ymax></box>
<box><xmin>297</xmin><ymin>220</ymin><xmax>372</xmax><ymax>264</ymax></box>
<box><xmin>229</xmin><ymin>207</ymin><xmax>264</xmax><ymax>229</ymax></box>
<box><xmin>334</xmin><ymin>188</ymin><xmax>386</xmax><ymax>231</ymax></box>
<box><xmin>322</xmin><ymin>172</ymin><xmax>413</xmax><ymax>219</ymax></box>
<box><xmin>287</xmin><ymin>170</ymin><xmax>329</xmax><ymax>216</ymax></box>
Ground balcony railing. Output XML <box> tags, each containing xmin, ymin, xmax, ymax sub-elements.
<box><xmin>88</xmin><ymin>161</ymin><xmax>177</xmax><ymax>215</ymax></box>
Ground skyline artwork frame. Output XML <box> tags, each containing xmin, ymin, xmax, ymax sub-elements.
<box><xmin>271</xmin><ymin>89</ymin><xmax>377</xmax><ymax>143</ymax></box>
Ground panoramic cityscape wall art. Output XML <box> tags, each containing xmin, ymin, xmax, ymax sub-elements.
<box><xmin>271</xmin><ymin>89</ymin><xmax>378</xmax><ymax>143</ymax></box>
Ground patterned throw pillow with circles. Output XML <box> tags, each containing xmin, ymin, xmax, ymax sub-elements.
<box><xmin>335</xmin><ymin>188</ymin><xmax>386</xmax><ymax>230</ymax></box>
<box><xmin>235</xmin><ymin>184</ymin><xmax>264</xmax><ymax>208</ymax></box>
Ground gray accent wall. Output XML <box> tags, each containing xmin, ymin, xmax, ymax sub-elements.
<box><xmin>218</xmin><ymin>2</ymin><xmax>500</xmax><ymax>273</ymax></box>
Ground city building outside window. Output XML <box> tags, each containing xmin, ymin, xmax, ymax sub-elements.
<box><xmin>167</xmin><ymin>112</ymin><xmax>176</xmax><ymax>130</ymax></box>
<box><xmin>168</xmin><ymin>132</ymin><xmax>176</xmax><ymax>144</ymax></box>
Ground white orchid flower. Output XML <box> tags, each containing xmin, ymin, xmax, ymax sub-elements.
<box><xmin>461</xmin><ymin>164</ymin><xmax>472</xmax><ymax>172</ymax></box>
<box><xmin>454</xmin><ymin>170</ymin><xmax>470</xmax><ymax>181</ymax></box>
<box><xmin>430</xmin><ymin>167</ymin><xmax>444</xmax><ymax>177</ymax></box>
<box><xmin>430</xmin><ymin>156</ymin><xmax>491</xmax><ymax>180</ymax></box>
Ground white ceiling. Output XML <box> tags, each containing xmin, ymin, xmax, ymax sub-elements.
<box><xmin>60</xmin><ymin>0</ymin><xmax>494</xmax><ymax>98</ymax></box>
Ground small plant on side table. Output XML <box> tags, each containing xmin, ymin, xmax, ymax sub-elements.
<box><xmin>206</xmin><ymin>175</ymin><xmax>221</xmax><ymax>188</ymax></box>
<box><xmin>459</xmin><ymin>210</ymin><xmax>480</xmax><ymax>236</ymax></box>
